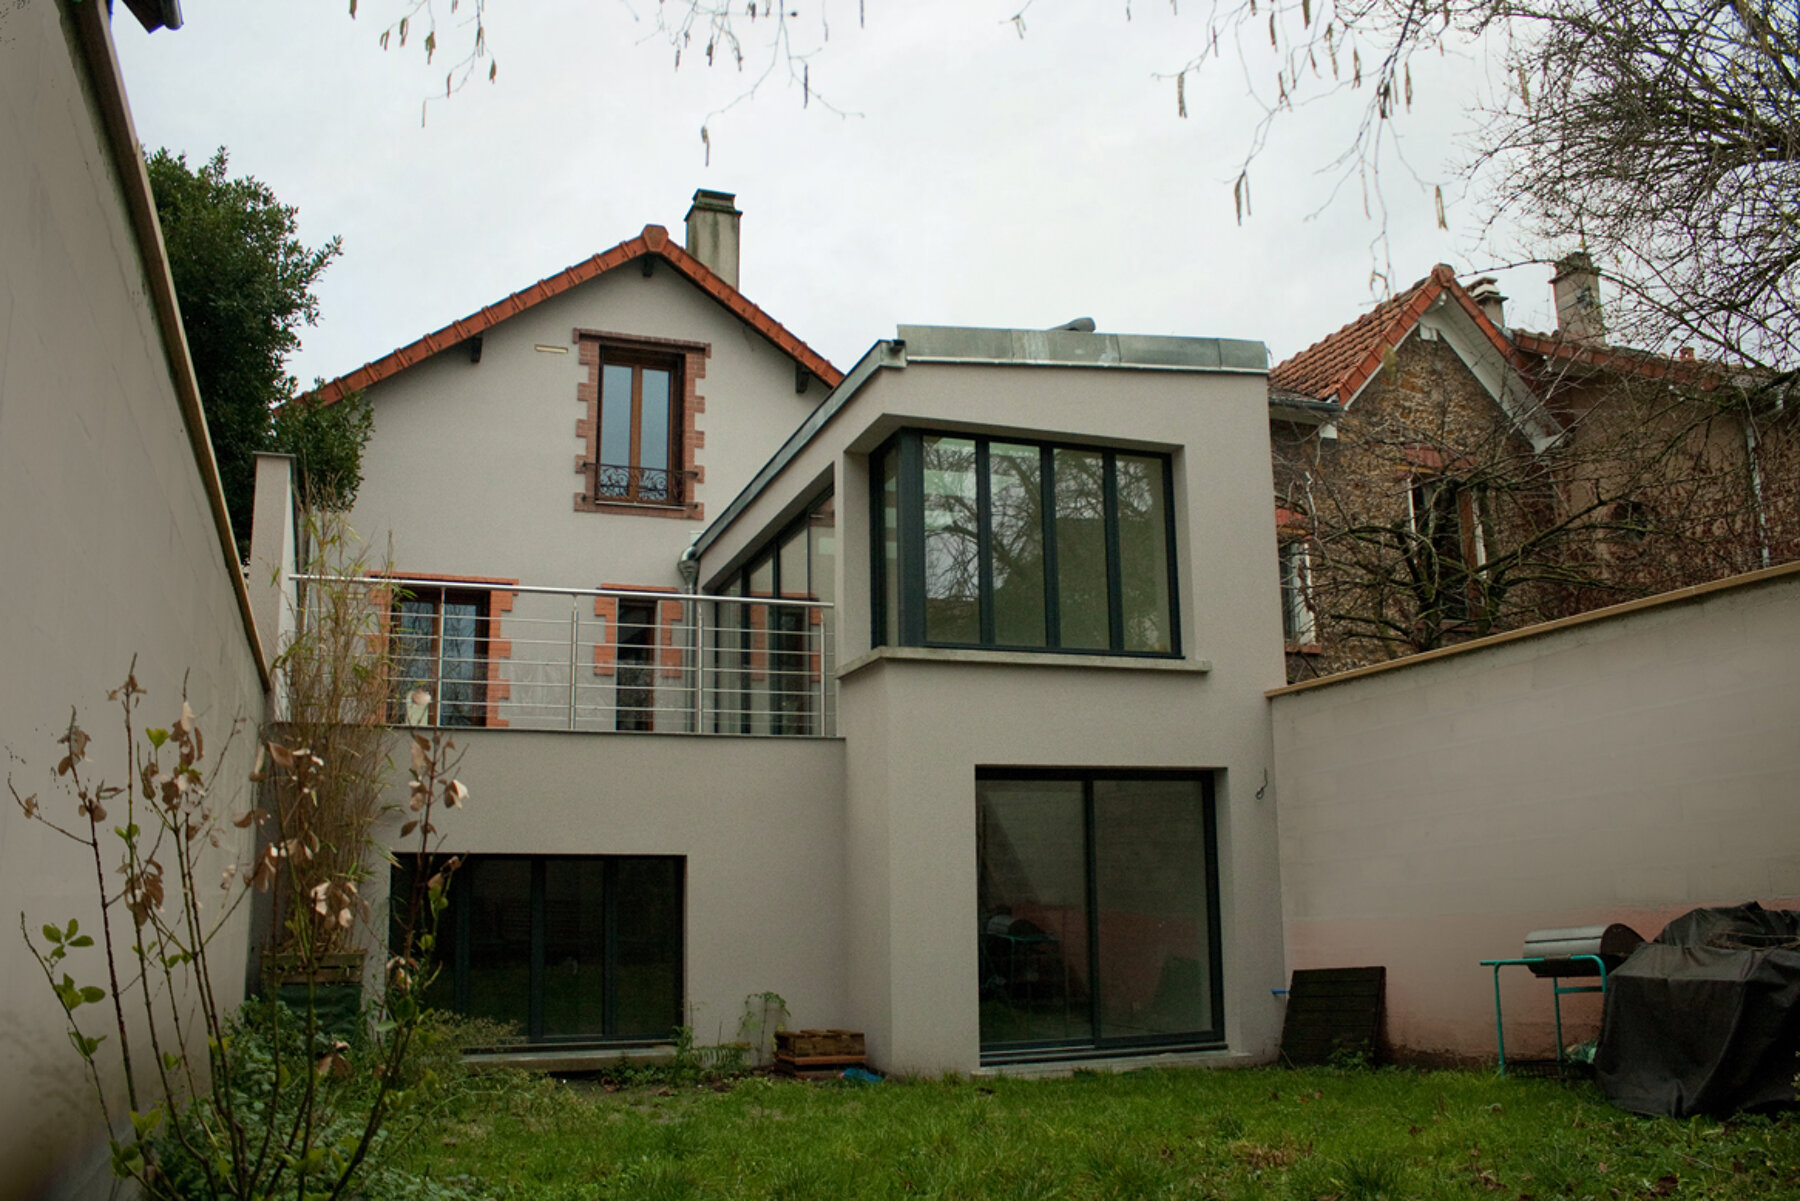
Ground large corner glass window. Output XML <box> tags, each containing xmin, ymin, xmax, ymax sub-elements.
<box><xmin>597</xmin><ymin>350</ymin><xmax>681</xmax><ymax>505</ymax></box>
<box><xmin>392</xmin><ymin>854</ymin><xmax>683</xmax><ymax>1044</ymax></box>
<box><xmin>871</xmin><ymin>432</ymin><xmax>1178</xmax><ymax>656</ymax></box>
<box><xmin>977</xmin><ymin>771</ymin><xmax>1223</xmax><ymax>1059</ymax></box>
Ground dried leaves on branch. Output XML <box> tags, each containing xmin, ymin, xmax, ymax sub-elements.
<box><xmin>352</xmin><ymin>0</ymin><xmax>851</xmax><ymax>136</ymax></box>
<box><xmin>1171</xmin><ymin>0</ymin><xmax>1798</xmax><ymax>376</ymax></box>
<box><xmin>10</xmin><ymin>663</ymin><xmax>473</xmax><ymax>1198</ymax></box>
<box><xmin>1479</xmin><ymin>0</ymin><xmax>1800</xmax><ymax>378</ymax></box>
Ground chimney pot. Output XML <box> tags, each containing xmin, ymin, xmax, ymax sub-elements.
<box><xmin>1467</xmin><ymin>276</ymin><xmax>1508</xmax><ymax>330</ymax></box>
<box><xmin>685</xmin><ymin>189</ymin><xmax>741</xmax><ymax>290</ymax></box>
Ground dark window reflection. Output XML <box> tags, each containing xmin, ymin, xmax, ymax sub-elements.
<box><xmin>923</xmin><ymin>436</ymin><xmax>980</xmax><ymax>643</ymax></box>
<box><xmin>391</xmin><ymin>855</ymin><xmax>683</xmax><ymax>1044</ymax></box>
<box><xmin>977</xmin><ymin>774</ymin><xmax>1219</xmax><ymax>1054</ymax></box>
<box><xmin>390</xmin><ymin>589</ymin><xmax>487</xmax><ymax>726</ymax></box>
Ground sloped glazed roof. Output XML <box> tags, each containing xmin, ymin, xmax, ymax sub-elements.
<box><xmin>312</xmin><ymin>224</ymin><xmax>842</xmax><ymax>403</ymax></box>
<box><xmin>1269</xmin><ymin>265</ymin><xmax>1530</xmax><ymax>405</ymax></box>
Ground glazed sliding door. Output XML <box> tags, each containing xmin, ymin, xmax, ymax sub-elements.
<box><xmin>977</xmin><ymin>772</ymin><xmax>1222</xmax><ymax>1058</ymax></box>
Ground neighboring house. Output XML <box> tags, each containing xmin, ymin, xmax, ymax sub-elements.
<box><xmin>256</xmin><ymin>221</ymin><xmax>1292</xmax><ymax>1075</ymax></box>
<box><xmin>1267</xmin><ymin>257</ymin><xmax>1797</xmax><ymax>683</ymax></box>
<box><xmin>0</xmin><ymin>2</ymin><xmax>266</xmax><ymax>1198</ymax></box>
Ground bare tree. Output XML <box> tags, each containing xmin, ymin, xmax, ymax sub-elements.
<box><xmin>350</xmin><ymin>0</ymin><xmax>851</xmax><ymax>135</ymax></box>
<box><xmin>1277</xmin><ymin>345</ymin><xmax>1787</xmax><ymax>677</ymax></box>
<box><xmin>1161</xmin><ymin>0</ymin><xmax>1798</xmax><ymax>375</ymax></box>
<box><xmin>1478</xmin><ymin>0</ymin><xmax>1800</xmax><ymax>381</ymax></box>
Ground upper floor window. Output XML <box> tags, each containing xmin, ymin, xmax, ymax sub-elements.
<box><xmin>710</xmin><ymin>490</ymin><xmax>835</xmax><ymax>735</ymax></box>
<box><xmin>575</xmin><ymin>333</ymin><xmax>707</xmax><ymax>519</ymax></box>
<box><xmin>1408</xmin><ymin>475</ymin><xmax>1486</xmax><ymax>623</ymax></box>
<box><xmin>598</xmin><ymin>352</ymin><xmax>679</xmax><ymax>504</ymax></box>
<box><xmin>1280</xmin><ymin>540</ymin><xmax>1317</xmax><ymax>646</ymax></box>
<box><xmin>872</xmin><ymin>432</ymin><xmax>1179</xmax><ymax>656</ymax></box>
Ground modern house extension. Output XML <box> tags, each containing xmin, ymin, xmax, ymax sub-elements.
<box><xmin>253</xmin><ymin>204</ymin><xmax>1291</xmax><ymax>1074</ymax></box>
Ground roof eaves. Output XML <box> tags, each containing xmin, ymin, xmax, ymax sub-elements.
<box><xmin>1336</xmin><ymin>273</ymin><xmax>1446</xmax><ymax>407</ymax></box>
<box><xmin>311</xmin><ymin>226</ymin><xmax>842</xmax><ymax>403</ymax></box>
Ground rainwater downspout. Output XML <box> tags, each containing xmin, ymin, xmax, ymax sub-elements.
<box><xmin>1744</xmin><ymin>415</ymin><xmax>1773</xmax><ymax>570</ymax></box>
<box><xmin>678</xmin><ymin>543</ymin><xmax>703</xmax><ymax>732</ymax></box>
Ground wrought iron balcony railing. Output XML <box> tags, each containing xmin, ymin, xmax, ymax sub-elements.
<box><xmin>578</xmin><ymin>464</ymin><xmax>698</xmax><ymax>508</ymax></box>
<box><xmin>289</xmin><ymin>576</ymin><xmax>835</xmax><ymax>736</ymax></box>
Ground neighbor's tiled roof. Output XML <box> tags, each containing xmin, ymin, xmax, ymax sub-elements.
<box><xmin>312</xmin><ymin>224</ymin><xmax>843</xmax><ymax>403</ymax></box>
<box><xmin>1510</xmin><ymin>329</ymin><xmax>1727</xmax><ymax>391</ymax></box>
<box><xmin>1269</xmin><ymin>265</ymin><xmax>1528</xmax><ymax>404</ymax></box>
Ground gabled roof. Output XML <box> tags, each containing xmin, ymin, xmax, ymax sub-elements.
<box><xmin>1269</xmin><ymin>264</ymin><xmax>1530</xmax><ymax>405</ymax></box>
<box><xmin>312</xmin><ymin>224</ymin><xmax>843</xmax><ymax>403</ymax></box>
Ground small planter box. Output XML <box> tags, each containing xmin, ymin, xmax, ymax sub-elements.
<box><xmin>777</xmin><ymin>1029</ymin><xmax>865</xmax><ymax>1058</ymax></box>
<box><xmin>262</xmin><ymin>950</ymin><xmax>366</xmax><ymax>1039</ymax></box>
<box><xmin>774</xmin><ymin>1029</ymin><xmax>866</xmax><ymax>1079</ymax></box>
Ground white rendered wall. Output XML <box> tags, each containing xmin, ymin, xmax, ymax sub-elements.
<box><xmin>344</xmin><ymin>265</ymin><xmax>822</xmax><ymax>589</ymax></box>
<box><xmin>1270</xmin><ymin>565</ymin><xmax>1800</xmax><ymax>1062</ymax></box>
<box><xmin>369</xmin><ymin>731</ymin><xmax>847</xmax><ymax>1041</ymax></box>
<box><xmin>0</xmin><ymin>4</ymin><xmax>266</xmax><ymax>1195</ymax></box>
<box><xmin>704</xmin><ymin>358</ymin><xmax>1292</xmax><ymax>1074</ymax></box>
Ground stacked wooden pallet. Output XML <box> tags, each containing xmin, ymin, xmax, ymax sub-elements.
<box><xmin>774</xmin><ymin>1029</ymin><xmax>866</xmax><ymax>1079</ymax></box>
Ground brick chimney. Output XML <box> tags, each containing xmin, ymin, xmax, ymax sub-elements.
<box><xmin>1467</xmin><ymin>277</ymin><xmax>1507</xmax><ymax>329</ymax></box>
<box><xmin>1551</xmin><ymin>251</ymin><xmax>1606</xmax><ymax>343</ymax></box>
<box><xmin>684</xmin><ymin>189</ymin><xmax>741</xmax><ymax>290</ymax></box>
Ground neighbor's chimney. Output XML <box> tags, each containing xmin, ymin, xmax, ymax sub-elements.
<box><xmin>685</xmin><ymin>189</ymin><xmax>741</xmax><ymax>290</ymax></box>
<box><xmin>1551</xmin><ymin>251</ymin><xmax>1606</xmax><ymax>343</ymax></box>
<box><xmin>1467</xmin><ymin>277</ymin><xmax>1508</xmax><ymax>330</ymax></box>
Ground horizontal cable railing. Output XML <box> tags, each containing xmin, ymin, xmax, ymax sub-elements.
<box><xmin>290</xmin><ymin>576</ymin><xmax>836</xmax><ymax>737</ymax></box>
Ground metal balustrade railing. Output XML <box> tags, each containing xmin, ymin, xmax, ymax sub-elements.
<box><xmin>290</xmin><ymin>576</ymin><xmax>836</xmax><ymax>736</ymax></box>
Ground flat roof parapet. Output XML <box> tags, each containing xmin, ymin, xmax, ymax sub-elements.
<box><xmin>895</xmin><ymin>325</ymin><xmax>1268</xmax><ymax>374</ymax></box>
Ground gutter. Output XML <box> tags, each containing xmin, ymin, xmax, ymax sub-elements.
<box><xmin>68</xmin><ymin>0</ymin><xmax>271</xmax><ymax>689</ymax></box>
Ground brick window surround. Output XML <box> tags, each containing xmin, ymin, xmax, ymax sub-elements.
<box><xmin>592</xmin><ymin>585</ymin><xmax>686</xmax><ymax>680</ymax></box>
<box><xmin>575</xmin><ymin>330</ymin><xmax>709</xmax><ymax>520</ymax></box>
<box><xmin>373</xmin><ymin>573</ymin><xmax>517</xmax><ymax>729</ymax></box>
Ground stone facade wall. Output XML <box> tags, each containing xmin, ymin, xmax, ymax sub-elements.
<box><xmin>1272</xmin><ymin>334</ymin><xmax>1552</xmax><ymax>682</ymax></box>
<box><xmin>1269</xmin><ymin>332</ymin><xmax>1800</xmax><ymax>684</ymax></box>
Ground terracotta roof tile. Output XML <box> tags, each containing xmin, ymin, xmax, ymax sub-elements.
<box><xmin>1270</xmin><ymin>265</ymin><xmax>1540</xmax><ymax>405</ymax></box>
<box><xmin>1269</xmin><ymin>268</ymin><xmax>1447</xmax><ymax>403</ymax></box>
<box><xmin>1510</xmin><ymin>329</ymin><xmax>1726</xmax><ymax>390</ymax></box>
<box><xmin>311</xmin><ymin>225</ymin><xmax>843</xmax><ymax>404</ymax></box>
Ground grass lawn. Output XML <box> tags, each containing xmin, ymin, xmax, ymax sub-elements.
<box><xmin>408</xmin><ymin>1065</ymin><xmax>1800</xmax><ymax>1200</ymax></box>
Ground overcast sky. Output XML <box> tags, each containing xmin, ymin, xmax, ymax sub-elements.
<box><xmin>111</xmin><ymin>0</ymin><xmax>1569</xmax><ymax>388</ymax></box>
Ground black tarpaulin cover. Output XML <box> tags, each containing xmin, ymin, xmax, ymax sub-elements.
<box><xmin>1596</xmin><ymin>903</ymin><xmax>1800</xmax><ymax>1117</ymax></box>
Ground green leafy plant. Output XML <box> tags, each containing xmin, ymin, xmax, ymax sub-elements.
<box><xmin>737</xmin><ymin>990</ymin><xmax>790</xmax><ymax>1067</ymax></box>
<box><xmin>10</xmin><ymin>667</ymin><xmax>472</xmax><ymax>1199</ymax></box>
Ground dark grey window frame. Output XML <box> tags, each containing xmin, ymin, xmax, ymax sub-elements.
<box><xmin>870</xmin><ymin>430</ymin><xmax>1181</xmax><ymax>657</ymax></box>
<box><xmin>710</xmin><ymin>488</ymin><xmax>834</xmax><ymax>735</ymax></box>
<box><xmin>976</xmin><ymin>768</ymin><xmax>1225</xmax><ymax>1063</ymax></box>
<box><xmin>392</xmin><ymin>853</ymin><xmax>685</xmax><ymax>1047</ymax></box>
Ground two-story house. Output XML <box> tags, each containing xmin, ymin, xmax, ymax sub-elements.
<box><xmin>253</xmin><ymin>193</ymin><xmax>1292</xmax><ymax>1075</ymax></box>
<box><xmin>1267</xmin><ymin>257</ymin><xmax>1797</xmax><ymax>683</ymax></box>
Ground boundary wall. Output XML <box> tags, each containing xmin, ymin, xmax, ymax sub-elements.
<box><xmin>1270</xmin><ymin>563</ymin><xmax>1800</xmax><ymax>1061</ymax></box>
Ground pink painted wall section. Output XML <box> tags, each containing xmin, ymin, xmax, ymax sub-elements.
<box><xmin>1270</xmin><ymin>565</ymin><xmax>1800</xmax><ymax>1063</ymax></box>
<box><xmin>1286</xmin><ymin>900</ymin><xmax>1800</xmax><ymax>1063</ymax></box>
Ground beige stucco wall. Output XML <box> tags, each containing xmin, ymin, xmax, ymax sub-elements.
<box><xmin>369</xmin><ymin>731</ymin><xmax>848</xmax><ymax>1041</ymax></box>
<box><xmin>702</xmin><ymin>354</ymin><xmax>1292</xmax><ymax>1074</ymax></box>
<box><xmin>343</xmin><ymin>264</ymin><xmax>823</xmax><ymax>589</ymax></box>
<box><xmin>0</xmin><ymin>4</ymin><xmax>266</xmax><ymax>1195</ymax></box>
<box><xmin>1270</xmin><ymin>565</ymin><xmax>1800</xmax><ymax>1062</ymax></box>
